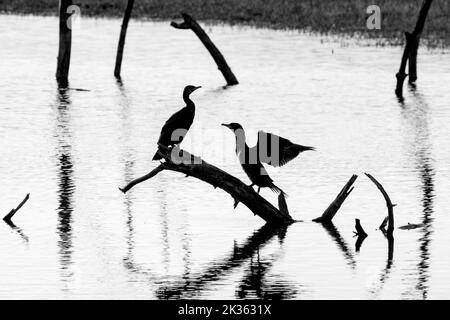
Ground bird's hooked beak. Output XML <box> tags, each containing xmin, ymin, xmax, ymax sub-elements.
<box><xmin>221</xmin><ymin>123</ymin><xmax>231</xmax><ymax>129</ymax></box>
<box><xmin>193</xmin><ymin>86</ymin><xmax>202</xmax><ymax>92</ymax></box>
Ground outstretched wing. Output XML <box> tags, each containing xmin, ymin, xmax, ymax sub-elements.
<box><xmin>251</xmin><ymin>131</ymin><xmax>315</xmax><ymax>167</ymax></box>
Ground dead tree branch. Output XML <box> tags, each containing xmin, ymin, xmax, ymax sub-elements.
<box><xmin>365</xmin><ymin>173</ymin><xmax>395</xmax><ymax>236</ymax></box>
<box><xmin>313</xmin><ymin>175</ymin><xmax>358</xmax><ymax>223</ymax></box>
<box><xmin>120</xmin><ymin>148</ymin><xmax>293</xmax><ymax>225</ymax></box>
<box><xmin>171</xmin><ymin>13</ymin><xmax>239</xmax><ymax>86</ymax></box>
<box><xmin>3</xmin><ymin>194</ymin><xmax>30</xmax><ymax>223</ymax></box>
<box><xmin>395</xmin><ymin>0</ymin><xmax>433</xmax><ymax>97</ymax></box>
<box><xmin>56</xmin><ymin>0</ymin><xmax>74</xmax><ymax>87</ymax></box>
<box><xmin>114</xmin><ymin>0</ymin><xmax>135</xmax><ymax>78</ymax></box>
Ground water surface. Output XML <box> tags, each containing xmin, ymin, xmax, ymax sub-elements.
<box><xmin>0</xmin><ymin>15</ymin><xmax>449</xmax><ymax>299</ymax></box>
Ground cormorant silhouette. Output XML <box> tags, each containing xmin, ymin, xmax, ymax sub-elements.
<box><xmin>222</xmin><ymin>122</ymin><xmax>311</xmax><ymax>196</ymax></box>
<box><xmin>152</xmin><ymin>85</ymin><xmax>201</xmax><ymax>160</ymax></box>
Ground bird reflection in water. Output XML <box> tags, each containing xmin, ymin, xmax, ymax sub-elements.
<box><xmin>236</xmin><ymin>249</ymin><xmax>298</xmax><ymax>299</ymax></box>
<box><xmin>155</xmin><ymin>224</ymin><xmax>296</xmax><ymax>299</ymax></box>
<box><xmin>400</xmin><ymin>85</ymin><xmax>435</xmax><ymax>299</ymax></box>
<box><xmin>54</xmin><ymin>85</ymin><xmax>76</xmax><ymax>290</ymax></box>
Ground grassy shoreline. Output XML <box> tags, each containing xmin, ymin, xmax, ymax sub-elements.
<box><xmin>1</xmin><ymin>0</ymin><xmax>449</xmax><ymax>46</ymax></box>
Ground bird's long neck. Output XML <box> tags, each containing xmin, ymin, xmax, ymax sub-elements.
<box><xmin>183</xmin><ymin>92</ymin><xmax>195</xmax><ymax>108</ymax></box>
<box><xmin>233</xmin><ymin>130</ymin><xmax>248</xmax><ymax>156</ymax></box>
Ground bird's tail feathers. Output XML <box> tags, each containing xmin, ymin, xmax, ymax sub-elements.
<box><xmin>298</xmin><ymin>145</ymin><xmax>316</xmax><ymax>152</ymax></box>
<box><xmin>270</xmin><ymin>184</ymin><xmax>288</xmax><ymax>198</ymax></box>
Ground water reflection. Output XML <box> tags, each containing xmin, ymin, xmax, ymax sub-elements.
<box><xmin>157</xmin><ymin>186</ymin><xmax>171</xmax><ymax>273</ymax></box>
<box><xmin>321</xmin><ymin>222</ymin><xmax>356</xmax><ymax>269</ymax></box>
<box><xmin>155</xmin><ymin>224</ymin><xmax>291</xmax><ymax>299</ymax></box>
<box><xmin>54</xmin><ymin>86</ymin><xmax>75</xmax><ymax>290</ymax></box>
<box><xmin>236</xmin><ymin>251</ymin><xmax>298</xmax><ymax>299</ymax></box>
<box><xmin>116</xmin><ymin>79</ymin><xmax>138</xmax><ymax>272</ymax></box>
<box><xmin>5</xmin><ymin>220</ymin><xmax>29</xmax><ymax>243</ymax></box>
<box><xmin>400</xmin><ymin>86</ymin><xmax>435</xmax><ymax>299</ymax></box>
<box><xmin>369</xmin><ymin>233</ymin><xmax>395</xmax><ymax>298</ymax></box>
<box><xmin>117</xmin><ymin>80</ymin><xmax>161</xmax><ymax>286</ymax></box>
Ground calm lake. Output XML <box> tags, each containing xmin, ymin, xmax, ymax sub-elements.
<box><xmin>0</xmin><ymin>14</ymin><xmax>449</xmax><ymax>299</ymax></box>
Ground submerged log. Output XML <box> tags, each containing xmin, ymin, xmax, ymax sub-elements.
<box><xmin>114</xmin><ymin>0</ymin><xmax>135</xmax><ymax>78</ymax></box>
<box><xmin>3</xmin><ymin>194</ymin><xmax>30</xmax><ymax>223</ymax></box>
<box><xmin>313</xmin><ymin>175</ymin><xmax>358</xmax><ymax>223</ymax></box>
<box><xmin>395</xmin><ymin>0</ymin><xmax>433</xmax><ymax>97</ymax></box>
<box><xmin>171</xmin><ymin>13</ymin><xmax>239</xmax><ymax>86</ymax></box>
<box><xmin>365</xmin><ymin>173</ymin><xmax>395</xmax><ymax>236</ymax></box>
<box><xmin>56</xmin><ymin>0</ymin><xmax>74</xmax><ymax>87</ymax></box>
<box><xmin>120</xmin><ymin>147</ymin><xmax>293</xmax><ymax>225</ymax></box>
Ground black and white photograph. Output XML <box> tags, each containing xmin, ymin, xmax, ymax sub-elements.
<box><xmin>0</xmin><ymin>0</ymin><xmax>449</xmax><ymax>307</ymax></box>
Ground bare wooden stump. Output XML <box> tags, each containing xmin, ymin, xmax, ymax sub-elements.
<box><xmin>365</xmin><ymin>173</ymin><xmax>395</xmax><ymax>237</ymax></box>
<box><xmin>120</xmin><ymin>147</ymin><xmax>293</xmax><ymax>225</ymax></box>
<box><xmin>171</xmin><ymin>13</ymin><xmax>239</xmax><ymax>86</ymax></box>
<box><xmin>3</xmin><ymin>194</ymin><xmax>30</xmax><ymax>223</ymax></box>
<box><xmin>395</xmin><ymin>32</ymin><xmax>413</xmax><ymax>99</ymax></box>
<box><xmin>313</xmin><ymin>175</ymin><xmax>358</xmax><ymax>223</ymax></box>
<box><xmin>353</xmin><ymin>218</ymin><xmax>368</xmax><ymax>252</ymax></box>
<box><xmin>395</xmin><ymin>0</ymin><xmax>433</xmax><ymax>97</ymax></box>
<box><xmin>114</xmin><ymin>0</ymin><xmax>135</xmax><ymax>78</ymax></box>
<box><xmin>56</xmin><ymin>0</ymin><xmax>74</xmax><ymax>87</ymax></box>
<box><xmin>354</xmin><ymin>218</ymin><xmax>368</xmax><ymax>238</ymax></box>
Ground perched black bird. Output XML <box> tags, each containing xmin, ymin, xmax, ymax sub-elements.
<box><xmin>222</xmin><ymin>122</ymin><xmax>294</xmax><ymax>196</ymax></box>
<box><xmin>152</xmin><ymin>85</ymin><xmax>201</xmax><ymax>160</ymax></box>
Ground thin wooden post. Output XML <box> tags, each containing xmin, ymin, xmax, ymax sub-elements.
<box><xmin>56</xmin><ymin>0</ymin><xmax>73</xmax><ymax>87</ymax></box>
<box><xmin>395</xmin><ymin>0</ymin><xmax>433</xmax><ymax>97</ymax></box>
<box><xmin>114</xmin><ymin>0</ymin><xmax>135</xmax><ymax>78</ymax></box>
<box><xmin>171</xmin><ymin>13</ymin><xmax>239</xmax><ymax>86</ymax></box>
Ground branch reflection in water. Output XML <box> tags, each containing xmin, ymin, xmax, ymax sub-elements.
<box><xmin>54</xmin><ymin>84</ymin><xmax>76</xmax><ymax>291</ymax></box>
<box><xmin>321</xmin><ymin>222</ymin><xmax>356</xmax><ymax>269</ymax></box>
<box><xmin>400</xmin><ymin>85</ymin><xmax>435</xmax><ymax>299</ymax></box>
<box><xmin>155</xmin><ymin>224</ymin><xmax>293</xmax><ymax>299</ymax></box>
<box><xmin>236</xmin><ymin>248</ymin><xmax>298</xmax><ymax>299</ymax></box>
